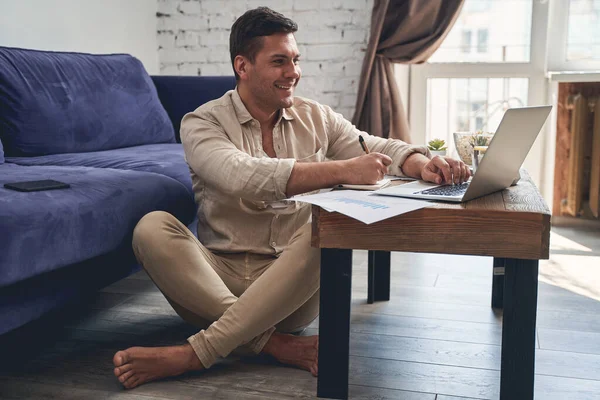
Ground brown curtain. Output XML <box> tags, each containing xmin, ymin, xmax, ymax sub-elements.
<box><xmin>353</xmin><ymin>0</ymin><xmax>465</xmax><ymax>142</ymax></box>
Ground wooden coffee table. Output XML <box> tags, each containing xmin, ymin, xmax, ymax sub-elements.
<box><xmin>312</xmin><ymin>171</ymin><xmax>550</xmax><ymax>400</ymax></box>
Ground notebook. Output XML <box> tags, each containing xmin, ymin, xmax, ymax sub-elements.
<box><xmin>335</xmin><ymin>178</ymin><xmax>391</xmax><ymax>191</ymax></box>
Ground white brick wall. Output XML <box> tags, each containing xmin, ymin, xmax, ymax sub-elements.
<box><xmin>157</xmin><ymin>0</ymin><xmax>373</xmax><ymax>120</ymax></box>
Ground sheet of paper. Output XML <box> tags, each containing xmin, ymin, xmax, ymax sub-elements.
<box><xmin>292</xmin><ymin>190</ymin><xmax>430</xmax><ymax>224</ymax></box>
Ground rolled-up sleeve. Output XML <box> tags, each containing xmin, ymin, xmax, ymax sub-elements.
<box><xmin>323</xmin><ymin>105</ymin><xmax>431</xmax><ymax>176</ymax></box>
<box><xmin>181</xmin><ymin>111</ymin><xmax>295</xmax><ymax>201</ymax></box>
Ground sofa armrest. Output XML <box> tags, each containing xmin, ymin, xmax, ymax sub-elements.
<box><xmin>151</xmin><ymin>75</ymin><xmax>237</xmax><ymax>142</ymax></box>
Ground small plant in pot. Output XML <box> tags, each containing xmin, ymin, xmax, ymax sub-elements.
<box><xmin>427</xmin><ymin>138</ymin><xmax>447</xmax><ymax>157</ymax></box>
<box><xmin>469</xmin><ymin>131</ymin><xmax>490</xmax><ymax>148</ymax></box>
<box><xmin>469</xmin><ymin>131</ymin><xmax>492</xmax><ymax>171</ymax></box>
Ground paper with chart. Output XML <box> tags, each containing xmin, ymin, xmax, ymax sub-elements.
<box><xmin>292</xmin><ymin>190</ymin><xmax>430</xmax><ymax>224</ymax></box>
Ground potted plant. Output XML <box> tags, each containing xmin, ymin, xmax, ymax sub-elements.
<box><xmin>469</xmin><ymin>131</ymin><xmax>490</xmax><ymax>148</ymax></box>
<box><xmin>427</xmin><ymin>138</ymin><xmax>447</xmax><ymax>157</ymax></box>
<box><xmin>469</xmin><ymin>131</ymin><xmax>492</xmax><ymax>171</ymax></box>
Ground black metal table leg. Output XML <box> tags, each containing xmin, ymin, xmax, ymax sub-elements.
<box><xmin>317</xmin><ymin>248</ymin><xmax>353</xmax><ymax>400</ymax></box>
<box><xmin>492</xmin><ymin>257</ymin><xmax>505</xmax><ymax>309</ymax></box>
<box><xmin>499</xmin><ymin>258</ymin><xmax>539</xmax><ymax>400</ymax></box>
<box><xmin>367</xmin><ymin>250</ymin><xmax>391</xmax><ymax>304</ymax></box>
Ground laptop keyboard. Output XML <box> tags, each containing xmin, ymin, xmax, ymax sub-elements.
<box><xmin>417</xmin><ymin>182</ymin><xmax>470</xmax><ymax>196</ymax></box>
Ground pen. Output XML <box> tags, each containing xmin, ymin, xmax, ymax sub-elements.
<box><xmin>358</xmin><ymin>135</ymin><xmax>370</xmax><ymax>154</ymax></box>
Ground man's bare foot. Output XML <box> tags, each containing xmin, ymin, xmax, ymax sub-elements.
<box><xmin>113</xmin><ymin>344</ymin><xmax>203</xmax><ymax>389</ymax></box>
<box><xmin>262</xmin><ymin>332</ymin><xmax>319</xmax><ymax>376</ymax></box>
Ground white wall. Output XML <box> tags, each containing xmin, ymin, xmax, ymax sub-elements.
<box><xmin>156</xmin><ymin>0</ymin><xmax>373</xmax><ymax>120</ymax></box>
<box><xmin>0</xmin><ymin>0</ymin><xmax>159</xmax><ymax>74</ymax></box>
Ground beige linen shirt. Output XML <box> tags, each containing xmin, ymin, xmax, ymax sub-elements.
<box><xmin>180</xmin><ymin>89</ymin><xmax>430</xmax><ymax>255</ymax></box>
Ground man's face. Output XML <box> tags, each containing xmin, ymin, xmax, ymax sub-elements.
<box><xmin>242</xmin><ymin>32</ymin><xmax>301</xmax><ymax>112</ymax></box>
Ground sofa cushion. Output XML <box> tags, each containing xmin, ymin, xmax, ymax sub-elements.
<box><xmin>151</xmin><ymin>76</ymin><xmax>237</xmax><ymax>142</ymax></box>
<box><xmin>6</xmin><ymin>143</ymin><xmax>192</xmax><ymax>195</ymax></box>
<box><xmin>0</xmin><ymin>163</ymin><xmax>195</xmax><ymax>287</ymax></box>
<box><xmin>0</xmin><ymin>46</ymin><xmax>175</xmax><ymax>157</ymax></box>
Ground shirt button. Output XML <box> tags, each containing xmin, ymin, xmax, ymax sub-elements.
<box><xmin>275</xmin><ymin>215</ymin><xmax>279</xmax><ymax>219</ymax></box>
<box><xmin>271</xmin><ymin>241</ymin><xmax>276</xmax><ymax>247</ymax></box>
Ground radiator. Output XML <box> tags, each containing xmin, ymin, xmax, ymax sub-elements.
<box><xmin>590</xmin><ymin>98</ymin><xmax>600</xmax><ymax>218</ymax></box>
<box><xmin>563</xmin><ymin>94</ymin><xmax>600</xmax><ymax>218</ymax></box>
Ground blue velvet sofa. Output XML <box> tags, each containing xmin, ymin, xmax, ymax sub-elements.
<box><xmin>0</xmin><ymin>46</ymin><xmax>236</xmax><ymax>335</ymax></box>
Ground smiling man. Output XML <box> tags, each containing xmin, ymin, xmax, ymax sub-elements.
<box><xmin>113</xmin><ymin>7</ymin><xmax>469</xmax><ymax>389</ymax></box>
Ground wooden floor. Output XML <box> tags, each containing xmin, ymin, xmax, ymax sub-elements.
<box><xmin>1</xmin><ymin>225</ymin><xmax>599</xmax><ymax>399</ymax></box>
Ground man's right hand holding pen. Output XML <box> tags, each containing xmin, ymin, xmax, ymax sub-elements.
<box><xmin>340</xmin><ymin>135</ymin><xmax>392</xmax><ymax>184</ymax></box>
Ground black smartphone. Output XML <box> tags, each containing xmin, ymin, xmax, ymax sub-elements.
<box><xmin>4</xmin><ymin>179</ymin><xmax>71</xmax><ymax>192</ymax></box>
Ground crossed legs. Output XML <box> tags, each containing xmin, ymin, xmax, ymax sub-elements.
<box><xmin>113</xmin><ymin>211</ymin><xmax>320</xmax><ymax>388</ymax></box>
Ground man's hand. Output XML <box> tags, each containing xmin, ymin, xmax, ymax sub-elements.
<box><xmin>285</xmin><ymin>153</ymin><xmax>392</xmax><ymax>197</ymax></box>
<box><xmin>421</xmin><ymin>155</ymin><xmax>471</xmax><ymax>185</ymax></box>
<box><xmin>343</xmin><ymin>153</ymin><xmax>392</xmax><ymax>184</ymax></box>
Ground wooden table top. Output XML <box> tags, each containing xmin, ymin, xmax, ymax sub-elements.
<box><xmin>311</xmin><ymin>170</ymin><xmax>551</xmax><ymax>260</ymax></box>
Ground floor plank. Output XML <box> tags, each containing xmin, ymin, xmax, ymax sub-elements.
<box><xmin>534</xmin><ymin>374</ymin><xmax>600</xmax><ymax>400</ymax></box>
<box><xmin>538</xmin><ymin>328</ymin><xmax>600</xmax><ymax>355</ymax></box>
<box><xmin>349</xmin><ymin>311</ymin><xmax>502</xmax><ymax>346</ymax></box>
<box><xmin>436</xmin><ymin>396</ymin><xmax>483</xmax><ymax>400</ymax></box>
<box><xmin>536</xmin><ymin>349</ymin><xmax>600</xmax><ymax>381</ymax></box>
<box><xmin>349</xmin><ymin>332</ymin><xmax>499</xmax><ymax>370</ymax></box>
<box><xmin>537</xmin><ymin>308</ymin><xmax>600</xmax><ymax>333</ymax></box>
<box><xmin>0</xmin><ymin>378</ymin><xmax>169</xmax><ymax>400</ymax></box>
<box><xmin>347</xmin><ymin>385</ymin><xmax>435</xmax><ymax>399</ymax></box>
<box><xmin>101</xmin><ymin>278</ymin><xmax>161</xmax><ymax>295</ymax></box>
<box><xmin>110</xmin><ymin>294</ymin><xmax>180</xmax><ymax>316</ymax></box>
<box><xmin>350</xmin><ymin>298</ymin><xmax>502</xmax><ymax>325</ymax></box>
<box><xmin>349</xmin><ymin>356</ymin><xmax>500</xmax><ymax>399</ymax></box>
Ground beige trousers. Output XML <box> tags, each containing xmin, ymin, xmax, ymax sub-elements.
<box><xmin>131</xmin><ymin>211</ymin><xmax>320</xmax><ymax>368</ymax></box>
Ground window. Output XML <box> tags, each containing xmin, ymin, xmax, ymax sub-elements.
<box><xmin>567</xmin><ymin>0</ymin><xmax>600</xmax><ymax>61</ymax></box>
<box><xmin>403</xmin><ymin>0</ymin><xmax>600</xmax><ymax>204</ymax></box>
<box><xmin>461</xmin><ymin>30</ymin><xmax>472</xmax><ymax>54</ymax></box>
<box><xmin>547</xmin><ymin>0</ymin><xmax>600</xmax><ymax>71</ymax></box>
<box><xmin>477</xmin><ymin>29</ymin><xmax>488</xmax><ymax>53</ymax></box>
<box><xmin>410</xmin><ymin>0</ymin><xmax>542</xmax><ymax>149</ymax></box>
<box><xmin>429</xmin><ymin>0</ymin><xmax>532</xmax><ymax>63</ymax></box>
<box><xmin>407</xmin><ymin>0</ymin><xmax>547</xmax><ymax>187</ymax></box>
<box><xmin>426</xmin><ymin>78</ymin><xmax>528</xmax><ymax>158</ymax></box>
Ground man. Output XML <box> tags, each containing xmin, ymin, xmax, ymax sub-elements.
<box><xmin>113</xmin><ymin>7</ymin><xmax>469</xmax><ymax>389</ymax></box>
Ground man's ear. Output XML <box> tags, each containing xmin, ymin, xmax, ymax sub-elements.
<box><xmin>234</xmin><ymin>55</ymin><xmax>249</xmax><ymax>80</ymax></box>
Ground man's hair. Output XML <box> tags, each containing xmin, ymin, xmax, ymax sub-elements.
<box><xmin>229</xmin><ymin>7</ymin><xmax>298</xmax><ymax>80</ymax></box>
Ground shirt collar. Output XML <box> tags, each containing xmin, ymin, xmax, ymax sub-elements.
<box><xmin>232</xmin><ymin>88</ymin><xmax>254</xmax><ymax>124</ymax></box>
<box><xmin>232</xmin><ymin>88</ymin><xmax>295</xmax><ymax>125</ymax></box>
<box><xmin>281</xmin><ymin>107</ymin><xmax>294</xmax><ymax>121</ymax></box>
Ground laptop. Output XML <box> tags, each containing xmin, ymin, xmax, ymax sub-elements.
<box><xmin>374</xmin><ymin>105</ymin><xmax>552</xmax><ymax>203</ymax></box>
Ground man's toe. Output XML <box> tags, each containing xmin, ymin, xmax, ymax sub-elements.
<box><xmin>118</xmin><ymin>370</ymin><xmax>135</xmax><ymax>383</ymax></box>
<box><xmin>113</xmin><ymin>350</ymin><xmax>130</xmax><ymax>367</ymax></box>
<box><xmin>114</xmin><ymin>363</ymin><xmax>133</xmax><ymax>377</ymax></box>
<box><xmin>123</xmin><ymin>375</ymin><xmax>139</xmax><ymax>389</ymax></box>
